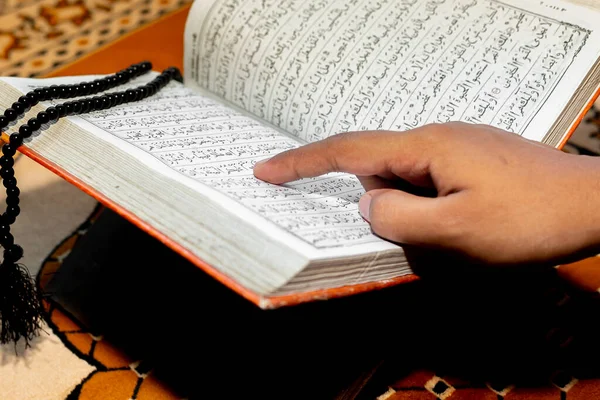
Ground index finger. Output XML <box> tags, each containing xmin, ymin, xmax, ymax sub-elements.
<box><xmin>253</xmin><ymin>128</ymin><xmax>436</xmax><ymax>184</ymax></box>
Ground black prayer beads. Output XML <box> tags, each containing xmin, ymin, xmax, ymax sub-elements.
<box><xmin>0</xmin><ymin>61</ymin><xmax>182</xmax><ymax>345</ymax></box>
<box><xmin>0</xmin><ymin>61</ymin><xmax>185</xmax><ymax>261</ymax></box>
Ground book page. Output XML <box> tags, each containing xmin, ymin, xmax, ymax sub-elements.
<box><xmin>183</xmin><ymin>0</ymin><xmax>600</xmax><ymax>144</ymax></box>
<box><xmin>2</xmin><ymin>75</ymin><xmax>397</xmax><ymax>260</ymax></box>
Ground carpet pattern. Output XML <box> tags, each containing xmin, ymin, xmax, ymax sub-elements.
<box><xmin>0</xmin><ymin>0</ymin><xmax>190</xmax><ymax>78</ymax></box>
<box><xmin>2</xmin><ymin>0</ymin><xmax>600</xmax><ymax>398</ymax></box>
<box><xmin>37</xmin><ymin>206</ymin><xmax>180</xmax><ymax>399</ymax></box>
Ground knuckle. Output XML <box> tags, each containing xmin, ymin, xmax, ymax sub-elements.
<box><xmin>322</xmin><ymin>137</ymin><xmax>342</xmax><ymax>172</ymax></box>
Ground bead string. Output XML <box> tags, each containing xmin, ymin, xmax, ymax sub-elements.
<box><xmin>0</xmin><ymin>61</ymin><xmax>183</xmax><ymax>346</ymax></box>
<box><xmin>0</xmin><ymin>62</ymin><xmax>182</xmax><ymax>264</ymax></box>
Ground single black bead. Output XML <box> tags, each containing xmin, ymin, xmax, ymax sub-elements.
<box><xmin>0</xmin><ymin>215</ymin><xmax>9</xmax><ymax>228</ymax></box>
<box><xmin>80</xmin><ymin>82</ymin><xmax>92</xmax><ymax>96</ymax></box>
<box><xmin>79</xmin><ymin>100</ymin><xmax>89</xmax><ymax>113</ymax></box>
<box><xmin>18</xmin><ymin>95</ymin><xmax>30</xmax><ymax>106</ymax></box>
<box><xmin>63</xmin><ymin>102</ymin><xmax>74</xmax><ymax>115</ymax></box>
<box><xmin>6</xmin><ymin>195</ymin><xmax>19</xmax><ymax>206</ymax></box>
<box><xmin>34</xmin><ymin>88</ymin><xmax>46</xmax><ymax>101</ymax></box>
<box><xmin>8</xmin><ymin>133</ymin><xmax>22</xmax><ymax>147</ymax></box>
<box><xmin>0</xmin><ymin>116</ymin><xmax>8</xmax><ymax>129</ymax></box>
<box><xmin>117</xmin><ymin>92</ymin><xmax>127</xmax><ymax>105</ymax></box>
<box><xmin>99</xmin><ymin>96</ymin><xmax>108</xmax><ymax>109</ymax></box>
<box><xmin>0</xmin><ymin>224</ymin><xmax>9</xmax><ymax>234</ymax></box>
<box><xmin>0</xmin><ymin>232</ymin><xmax>14</xmax><ymax>246</ymax></box>
<box><xmin>0</xmin><ymin>167</ymin><xmax>14</xmax><ymax>179</ymax></box>
<box><xmin>125</xmin><ymin>89</ymin><xmax>136</xmax><ymax>102</ymax></box>
<box><xmin>5</xmin><ymin>205</ymin><xmax>20</xmax><ymax>217</ymax></box>
<box><xmin>79</xmin><ymin>99</ymin><xmax>91</xmax><ymax>113</ymax></box>
<box><xmin>4</xmin><ymin>108</ymin><xmax>17</xmax><ymax>122</ymax></box>
<box><xmin>28</xmin><ymin>118</ymin><xmax>41</xmax><ymax>131</ymax></box>
<box><xmin>6</xmin><ymin>187</ymin><xmax>19</xmax><ymax>197</ymax></box>
<box><xmin>106</xmin><ymin>94</ymin><xmax>117</xmax><ymax>107</ymax></box>
<box><xmin>86</xmin><ymin>98</ymin><xmax>97</xmax><ymax>112</ymax></box>
<box><xmin>3</xmin><ymin>176</ymin><xmax>17</xmax><ymax>188</ymax></box>
<box><xmin>116</xmin><ymin>71</ymin><xmax>127</xmax><ymax>84</ymax></box>
<box><xmin>102</xmin><ymin>95</ymin><xmax>111</xmax><ymax>109</ymax></box>
<box><xmin>37</xmin><ymin>111</ymin><xmax>50</xmax><ymax>124</ymax></box>
<box><xmin>72</xmin><ymin>100</ymin><xmax>83</xmax><ymax>114</ymax></box>
<box><xmin>140</xmin><ymin>62</ymin><xmax>152</xmax><ymax>72</ymax></box>
<box><xmin>2</xmin><ymin>144</ymin><xmax>16</xmax><ymax>157</ymax></box>
<box><xmin>88</xmin><ymin>81</ymin><xmax>98</xmax><ymax>94</ymax></box>
<box><xmin>56</xmin><ymin>104</ymin><xmax>67</xmax><ymax>117</ymax></box>
<box><xmin>4</xmin><ymin>244</ymin><xmax>23</xmax><ymax>262</ymax></box>
<box><xmin>0</xmin><ymin>156</ymin><xmax>13</xmax><ymax>168</ymax></box>
<box><xmin>73</xmin><ymin>84</ymin><xmax>84</xmax><ymax>97</ymax></box>
<box><xmin>49</xmin><ymin>85</ymin><xmax>60</xmax><ymax>98</ymax></box>
<box><xmin>46</xmin><ymin>107</ymin><xmax>59</xmax><ymax>121</ymax></box>
<box><xmin>93</xmin><ymin>97</ymin><xmax>104</xmax><ymax>110</ymax></box>
<box><xmin>26</xmin><ymin>91</ymin><xmax>39</xmax><ymax>106</ymax></box>
<box><xmin>103</xmin><ymin>76</ymin><xmax>114</xmax><ymax>89</ymax></box>
<box><xmin>19</xmin><ymin>125</ymin><xmax>32</xmax><ymax>138</ymax></box>
<box><xmin>11</xmin><ymin>101</ymin><xmax>25</xmax><ymax>115</ymax></box>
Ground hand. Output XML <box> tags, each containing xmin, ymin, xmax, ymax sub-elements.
<box><xmin>253</xmin><ymin>122</ymin><xmax>600</xmax><ymax>267</ymax></box>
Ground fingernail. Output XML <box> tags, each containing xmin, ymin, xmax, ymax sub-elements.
<box><xmin>358</xmin><ymin>194</ymin><xmax>371</xmax><ymax>222</ymax></box>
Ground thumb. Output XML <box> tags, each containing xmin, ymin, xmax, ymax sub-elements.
<box><xmin>359</xmin><ymin>189</ymin><xmax>458</xmax><ymax>247</ymax></box>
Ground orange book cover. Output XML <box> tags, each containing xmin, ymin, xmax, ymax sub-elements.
<box><xmin>6</xmin><ymin>5</ymin><xmax>600</xmax><ymax>309</ymax></box>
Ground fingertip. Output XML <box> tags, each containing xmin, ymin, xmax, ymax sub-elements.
<box><xmin>358</xmin><ymin>193</ymin><xmax>372</xmax><ymax>222</ymax></box>
<box><xmin>254</xmin><ymin>158</ymin><xmax>268</xmax><ymax>168</ymax></box>
<box><xmin>253</xmin><ymin>158</ymin><xmax>273</xmax><ymax>181</ymax></box>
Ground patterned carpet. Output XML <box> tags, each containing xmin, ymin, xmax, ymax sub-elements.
<box><xmin>1</xmin><ymin>0</ymin><xmax>600</xmax><ymax>399</ymax></box>
<box><xmin>37</xmin><ymin>207</ymin><xmax>182</xmax><ymax>399</ymax></box>
<box><xmin>0</xmin><ymin>0</ymin><xmax>189</xmax><ymax>78</ymax></box>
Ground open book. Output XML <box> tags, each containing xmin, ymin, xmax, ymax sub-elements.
<box><xmin>1</xmin><ymin>0</ymin><xmax>600</xmax><ymax>308</ymax></box>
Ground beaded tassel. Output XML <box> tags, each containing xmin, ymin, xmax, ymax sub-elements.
<box><xmin>0</xmin><ymin>61</ymin><xmax>182</xmax><ymax>346</ymax></box>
